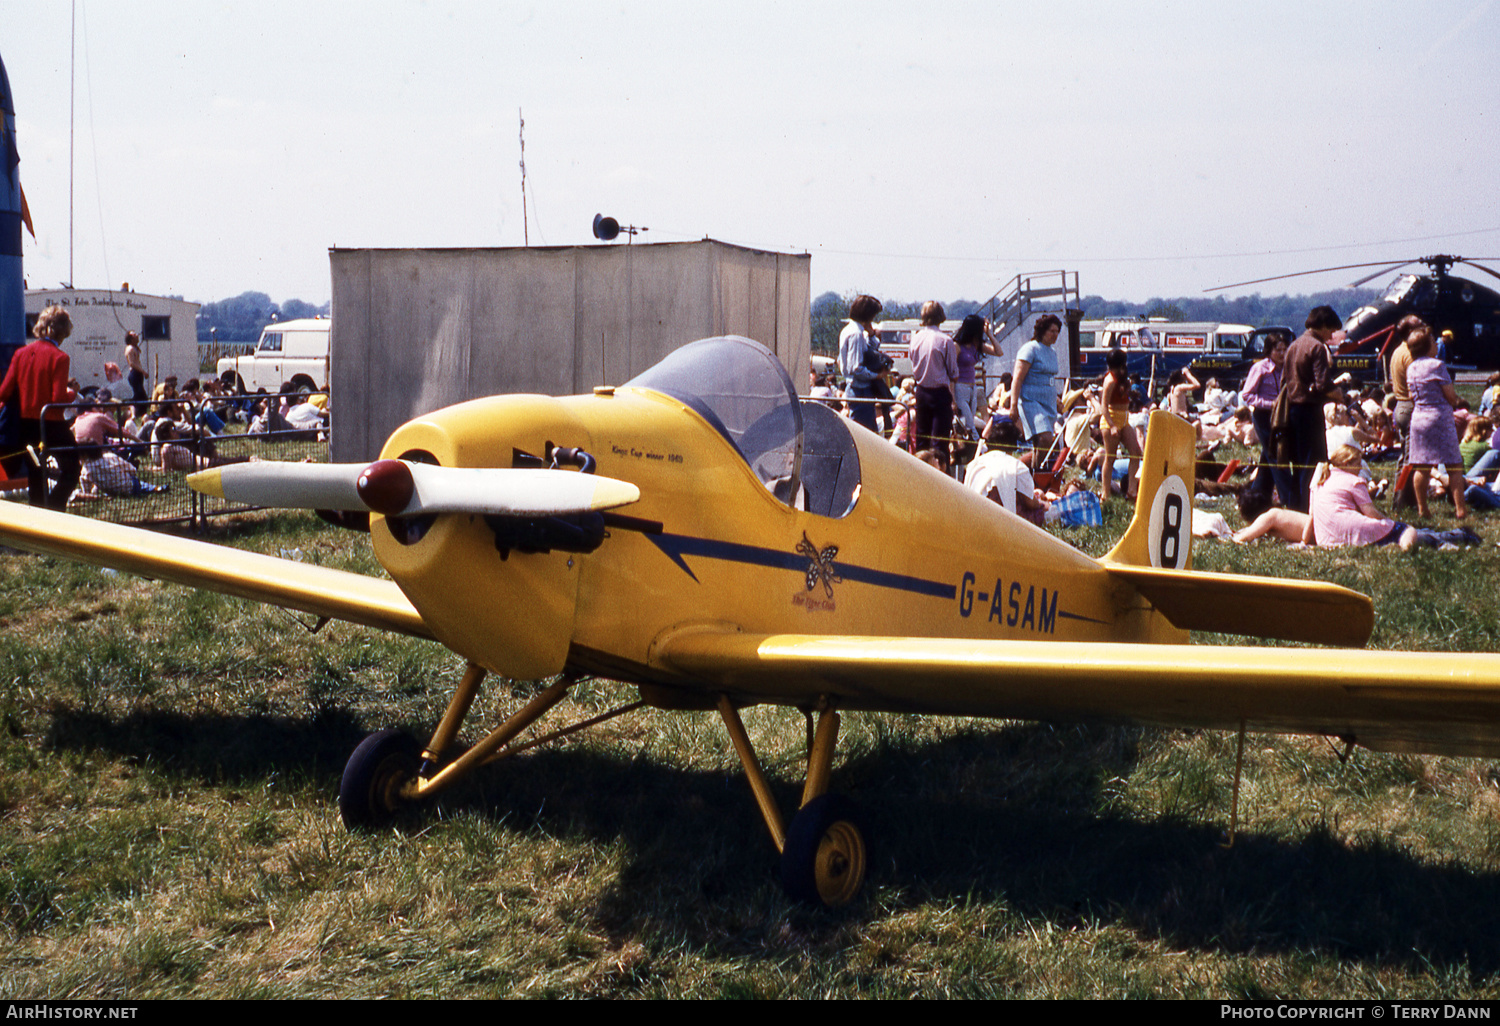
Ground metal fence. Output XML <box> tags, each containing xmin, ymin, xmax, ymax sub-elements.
<box><xmin>3</xmin><ymin>396</ymin><xmax>329</xmax><ymax>527</ymax></box>
<box><xmin>199</xmin><ymin>340</ymin><xmax>255</xmax><ymax>373</ymax></box>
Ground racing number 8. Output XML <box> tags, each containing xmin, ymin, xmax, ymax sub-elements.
<box><xmin>1159</xmin><ymin>493</ymin><xmax>1183</xmax><ymax>567</ymax></box>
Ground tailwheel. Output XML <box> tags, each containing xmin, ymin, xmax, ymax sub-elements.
<box><xmin>340</xmin><ymin>729</ymin><xmax>423</xmax><ymax>829</ymax></box>
<box><xmin>780</xmin><ymin>793</ymin><xmax>868</xmax><ymax>907</ymax></box>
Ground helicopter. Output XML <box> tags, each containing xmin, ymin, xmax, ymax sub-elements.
<box><xmin>1210</xmin><ymin>254</ymin><xmax>1500</xmax><ymax>376</ymax></box>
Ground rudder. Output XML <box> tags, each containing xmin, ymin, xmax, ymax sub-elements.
<box><xmin>1102</xmin><ymin>410</ymin><xmax>1195</xmax><ymax>570</ymax></box>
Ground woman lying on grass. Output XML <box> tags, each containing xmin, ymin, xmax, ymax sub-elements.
<box><xmin>1305</xmin><ymin>445</ymin><xmax>1479</xmax><ymax>552</ymax></box>
<box><xmin>1233</xmin><ymin>446</ymin><xmax>1483</xmax><ymax>551</ymax></box>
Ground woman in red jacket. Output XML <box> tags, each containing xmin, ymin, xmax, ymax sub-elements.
<box><xmin>0</xmin><ymin>305</ymin><xmax>79</xmax><ymax>508</ymax></box>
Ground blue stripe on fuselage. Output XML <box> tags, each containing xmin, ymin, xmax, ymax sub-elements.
<box><xmin>646</xmin><ymin>532</ymin><xmax>956</xmax><ymax>599</ymax></box>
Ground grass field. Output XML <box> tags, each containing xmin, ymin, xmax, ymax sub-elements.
<box><xmin>3</xmin><ymin>446</ymin><xmax>1500</xmax><ymax>999</ymax></box>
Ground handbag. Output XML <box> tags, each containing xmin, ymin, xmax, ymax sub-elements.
<box><xmin>1269</xmin><ymin>385</ymin><xmax>1294</xmax><ymax>467</ymax></box>
<box><xmin>1050</xmin><ymin>489</ymin><xmax>1103</xmax><ymax>527</ymax></box>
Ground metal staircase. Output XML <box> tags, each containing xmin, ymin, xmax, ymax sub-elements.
<box><xmin>978</xmin><ymin>270</ymin><xmax>1082</xmax><ymax>350</ymax></box>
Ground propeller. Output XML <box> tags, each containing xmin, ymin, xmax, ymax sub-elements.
<box><xmin>188</xmin><ymin>459</ymin><xmax>641</xmax><ymax>518</ymax></box>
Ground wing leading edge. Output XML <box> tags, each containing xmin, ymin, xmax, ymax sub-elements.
<box><xmin>653</xmin><ymin>630</ymin><xmax>1500</xmax><ymax>758</ymax></box>
<box><xmin>0</xmin><ymin>503</ymin><xmax>432</xmax><ymax>639</ymax></box>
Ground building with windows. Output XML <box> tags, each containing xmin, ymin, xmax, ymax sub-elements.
<box><xmin>24</xmin><ymin>288</ymin><xmax>201</xmax><ymax>393</ymax></box>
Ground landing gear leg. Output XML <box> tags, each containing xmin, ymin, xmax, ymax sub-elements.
<box><xmin>339</xmin><ymin>664</ymin><xmax>569</xmax><ymax>831</ymax></box>
<box><xmin>717</xmin><ymin>697</ymin><xmax>869</xmax><ymax>907</ymax></box>
<box><xmin>337</xmin><ymin>660</ymin><xmax>651</xmax><ymax>836</ymax></box>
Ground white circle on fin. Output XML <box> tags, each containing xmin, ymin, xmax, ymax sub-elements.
<box><xmin>1147</xmin><ymin>474</ymin><xmax>1191</xmax><ymax>570</ymax></box>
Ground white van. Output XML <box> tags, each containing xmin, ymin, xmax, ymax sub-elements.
<box><xmin>1076</xmin><ymin>318</ymin><xmax>1257</xmax><ymax>384</ymax></box>
<box><xmin>217</xmin><ymin>318</ymin><xmax>330</xmax><ymax>394</ymax></box>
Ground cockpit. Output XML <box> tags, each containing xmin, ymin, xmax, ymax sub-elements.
<box><xmin>626</xmin><ymin>336</ymin><xmax>861</xmax><ymax>518</ymax></box>
<box><xmin>1382</xmin><ymin>275</ymin><xmax>1419</xmax><ymax>304</ymax></box>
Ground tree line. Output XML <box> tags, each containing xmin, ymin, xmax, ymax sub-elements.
<box><xmin>196</xmin><ymin>292</ymin><xmax>331</xmax><ymax>343</ymax></box>
<box><xmin>196</xmin><ymin>286</ymin><xmax>1382</xmax><ymax>352</ymax></box>
<box><xmin>810</xmin><ymin>287</ymin><xmax>1383</xmax><ymax>356</ymax></box>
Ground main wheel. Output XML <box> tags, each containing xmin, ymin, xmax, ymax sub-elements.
<box><xmin>780</xmin><ymin>794</ymin><xmax>868</xmax><ymax>907</ymax></box>
<box><xmin>339</xmin><ymin>729</ymin><xmax>421</xmax><ymax>830</ymax></box>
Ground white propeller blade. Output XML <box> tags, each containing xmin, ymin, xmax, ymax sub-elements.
<box><xmin>400</xmin><ymin>464</ymin><xmax>641</xmax><ymax>516</ymax></box>
<box><xmin>189</xmin><ymin>462</ymin><xmax>367</xmax><ymax>511</ymax></box>
<box><xmin>189</xmin><ymin>460</ymin><xmax>640</xmax><ymax>518</ymax></box>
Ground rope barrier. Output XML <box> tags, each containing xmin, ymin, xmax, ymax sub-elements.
<box><xmin>819</xmin><ymin>387</ymin><xmax>1415</xmax><ymax>486</ymax></box>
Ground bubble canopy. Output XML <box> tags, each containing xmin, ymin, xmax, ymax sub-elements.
<box><xmin>625</xmin><ymin>336</ymin><xmax>804</xmax><ymax>502</ymax></box>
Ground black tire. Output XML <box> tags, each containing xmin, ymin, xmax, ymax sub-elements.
<box><xmin>339</xmin><ymin>729</ymin><xmax>422</xmax><ymax>830</ymax></box>
<box><xmin>780</xmin><ymin>793</ymin><xmax>868</xmax><ymax>907</ymax></box>
<box><xmin>290</xmin><ymin>375</ymin><xmax>317</xmax><ymax>399</ymax></box>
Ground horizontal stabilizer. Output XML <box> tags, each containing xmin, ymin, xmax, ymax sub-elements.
<box><xmin>1102</xmin><ymin>564</ymin><xmax>1375</xmax><ymax>648</ymax></box>
<box><xmin>653</xmin><ymin>630</ymin><xmax>1500</xmax><ymax>758</ymax></box>
<box><xmin>190</xmin><ymin>460</ymin><xmax>641</xmax><ymax>518</ymax></box>
<box><xmin>0</xmin><ymin>502</ymin><xmax>432</xmax><ymax>638</ymax></box>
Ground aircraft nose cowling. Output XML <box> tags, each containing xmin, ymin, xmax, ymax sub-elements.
<box><xmin>368</xmin><ymin>394</ymin><xmax>592</xmax><ymax>681</ymax></box>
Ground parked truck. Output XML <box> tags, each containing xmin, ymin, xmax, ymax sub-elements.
<box><xmin>217</xmin><ymin>317</ymin><xmax>330</xmax><ymax>394</ymax></box>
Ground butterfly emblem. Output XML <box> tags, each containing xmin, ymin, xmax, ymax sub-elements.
<box><xmin>796</xmin><ymin>532</ymin><xmax>843</xmax><ymax>599</ymax></box>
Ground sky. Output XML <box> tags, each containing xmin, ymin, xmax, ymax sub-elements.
<box><xmin>5</xmin><ymin>0</ymin><xmax>1500</xmax><ymax>309</ymax></box>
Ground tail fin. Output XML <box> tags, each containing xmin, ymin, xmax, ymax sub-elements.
<box><xmin>1103</xmin><ymin>411</ymin><xmax>1196</xmax><ymax>570</ymax></box>
<box><xmin>1098</xmin><ymin>411</ymin><xmax>1376</xmax><ymax>647</ymax></box>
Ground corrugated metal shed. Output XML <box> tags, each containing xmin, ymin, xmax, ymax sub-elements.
<box><xmin>329</xmin><ymin>240</ymin><xmax>810</xmax><ymax>462</ymax></box>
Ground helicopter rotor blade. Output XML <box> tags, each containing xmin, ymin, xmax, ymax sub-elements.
<box><xmin>1455</xmin><ymin>259</ymin><xmax>1500</xmax><ymax>284</ymax></box>
<box><xmin>1205</xmin><ymin>259</ymin><xmax>1423</xmax><ymax>292</ymax></box>
<box><xmin>1347</xmin><ymin>260</ymin><xmax>1419</xmax><ymax>288</ymax></box>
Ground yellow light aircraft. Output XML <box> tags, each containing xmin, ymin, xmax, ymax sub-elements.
<box><xmin>3</xmin><ymin>335</ymin><xmax>1498</xmax><ymax>907</ymax></box>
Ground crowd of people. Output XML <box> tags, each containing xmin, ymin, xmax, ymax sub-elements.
<box><xmin>0</xmin><ymin>305</ymin><xmax>330</xmax><ymax>507</ymax></box>
<box><xmin>13</xmin><ymin>294</ymin><xmax>1484</xmax><ymax>553</ymax></box>
<box><xmin>823</xmin><ymin>294</ymin><xmax>1488</xmax><ymax>553</ymax></box>
<box><xmin>1231</xmin><ymin>309</ymin><xmax>1487</xmax><ymax>552</ymax></box>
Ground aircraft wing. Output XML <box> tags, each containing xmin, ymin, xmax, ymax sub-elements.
<box><xmin>0</xmin><ymin>502</ymin><xmax>432</xmax><ymax>639</ymax></box>
<box><xmin>1100</xmin><ymin>564</ymin><xmax>1375</xmax><ymax>648</ymax></box>
<box><xmin>653</xmin><ymin>631</ymin><xmax>1500</xmax><ymax>758</ymax></box>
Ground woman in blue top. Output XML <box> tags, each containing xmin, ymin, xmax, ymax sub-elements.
<box><xmin>1006</xmin><ymin>314</ymin><xmax>1062</xmax><ymax>454</ymax></box>
<box><xmin>837</xmin><ymin>294</ymin><xmax>884</xmax><ymax>433</ymax></box>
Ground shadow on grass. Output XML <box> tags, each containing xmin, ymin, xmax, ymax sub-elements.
<box><xmin>44</xmin><ymin>705</ymin><xmax>369</xmax><ymax>786</ymax></box>
<box><xmin>42</xmin><ymin>705</ymin><xmax>1500</xmax><ymax>977</ymax></box>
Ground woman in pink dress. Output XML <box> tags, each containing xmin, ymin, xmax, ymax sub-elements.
<box><xmin>1309</xmin><ymin>445</ymin><xmax>1478</xmax><ymax>550</ymax></box>
<box><xmin>1405</xmin><ymin>325</ymin><xmax>1469</xmax><ymax>519</ymax></box>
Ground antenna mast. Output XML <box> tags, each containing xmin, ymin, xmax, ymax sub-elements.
<box><xmin>69</xmin><ymin>0</ymin><xmax>75</xmax><ymax>285</ymax></box>
<box><xmin>518</xmin><ymin>108</ymin><xmax>528</xmax><ymax>247</ymax></box>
